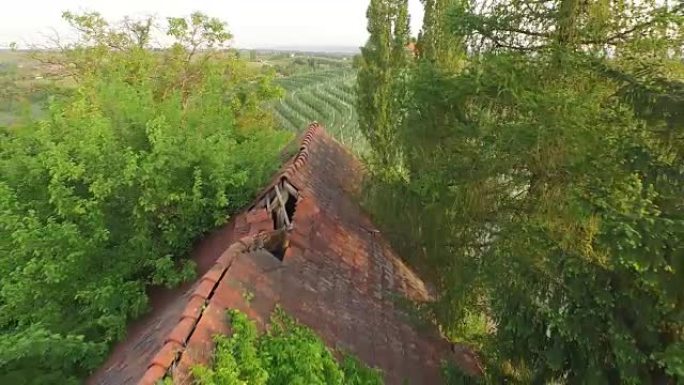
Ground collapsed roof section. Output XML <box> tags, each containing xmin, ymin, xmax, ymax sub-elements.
<box><xmin>91</xmin><ymin>123</ymin><xmax>480</xmax><ymax>385</ymax></box>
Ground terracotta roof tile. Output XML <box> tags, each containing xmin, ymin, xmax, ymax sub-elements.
<box><xmin>138</xmin><ymin>365</ymin><xmax>166</xmax><ymax>385</ymax></box>
<box><xmin>200</xmin><ymin>264</ymin><xmax>223</xmax><ymax>285</ymax></box>
<box><xmin>151</xmin><ymin>341</ymin><xmax>181</xmax><ymax>367</ymax></box>
<box><xmin>191</xmin><ymin>279</ymin><xmax>215</xmax><ymax>301</ymax></box>
<box><xmin>165</xmin><ymin>317</ymin><xmax>196</xmax><ymax>346</ymax></box>
<box><xmin>90</xmin><ymin>123</ymin><xmax>479</xmax><ymax>385</ymax></box>
<box><xmin>180</xmin><ymin>296</ymin><xmax>205</xmax><ymax>322</ymax></box>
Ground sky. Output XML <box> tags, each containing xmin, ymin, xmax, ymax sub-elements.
<box><xmin>0</xmin><ymin>0</ymin><xmax>425</xmax><ymax>50</ymax></box>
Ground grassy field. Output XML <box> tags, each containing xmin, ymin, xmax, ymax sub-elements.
<box><xmin>0</xmin><ymin>50</ymin><xmax>48</xmax><ymax>125</ymax></box>
<box><xmin>0</xmin><ymin>50</ymin><xmax>31</xmax><ymax>64</ymax></box>
<box><xmin>1</xmin><ymin>50</ymin><xmax>363</xmax><ymax>153</ymax></box>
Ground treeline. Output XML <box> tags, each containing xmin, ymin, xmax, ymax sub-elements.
<box><xmin>0</xmin><ymin>12</ymin><xmax>290</xmax><ymax>384</ymax></box>
<box><xmin>358</xmin><ymin>0</ymin><xmax>683</xmax><ymax>384</ymax></box>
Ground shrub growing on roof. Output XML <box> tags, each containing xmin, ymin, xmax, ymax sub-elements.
<box><xmin>191</xmin><ymin>309</ymin><xmax>384</xmax><ymax>385</ymax></box>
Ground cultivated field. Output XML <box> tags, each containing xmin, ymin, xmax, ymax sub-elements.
<box><xmin>273</xmin><ymin>68</ymin><xmax>365</xmax><ymax>154</ymax></box>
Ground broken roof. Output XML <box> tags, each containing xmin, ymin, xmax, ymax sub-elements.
<box><xmin>88</xmin><ymin>123</ymin><xmax>471</xmax><ymax>385</ymax></box>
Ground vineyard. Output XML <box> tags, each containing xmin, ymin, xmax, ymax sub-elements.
<box><xmin>273</xmin><ymin>68</ymin><xmax>366</xmax><ymax>154</ymax></box>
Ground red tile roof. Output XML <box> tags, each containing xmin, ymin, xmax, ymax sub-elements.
<box><xmin>88</xmin><ymin>123</ymin><xmax>477</xmax><ymax>385</ymax></box>
<box><xmin>407</xmin><ymin>42</ymin><xmax>418</xmax><ymax>56</ymax></box>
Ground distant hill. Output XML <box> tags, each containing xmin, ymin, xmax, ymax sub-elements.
<box><xmin>248</xmin><ymin>45</ymin><xmax>361</xmax><ymax>55</ymax></box>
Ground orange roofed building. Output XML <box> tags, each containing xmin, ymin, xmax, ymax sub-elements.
<box><xmin>87</xmin><ymin>123</ymin><xmax>480</xmax><ymax>385</ymax></box>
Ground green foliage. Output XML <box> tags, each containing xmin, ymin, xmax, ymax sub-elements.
<box><xmin>0</xmin><ymin>11</ymin><xmax>290</xmax><ymax>384</ymax></box>
<box><xmin>191</xmin><ymin>309</ymin><xmax>384</xmax><ymax>385</ymax></box>
<box><xmin>442</xmin><ymin>362</ymin><xmax>481</xmax><ymax>385</ymax></box>
<box><xmin>418</xmin><ymin>0</ymin><xmax>467</xmax><ymax>69</ymax></box>
<box><xmin>0</xmin><ymin>325</ymin><xmax>105</xmax><ymax>385</ymax></box>
<box><xmin>360</xmin><ymin>0</ymin><xmax>684</xmax><ymax>384</ymax></box>
<box><xmin>357</xmin><ymin>0</ymin><xmax>412</xmax><ymax>168</ymax></box>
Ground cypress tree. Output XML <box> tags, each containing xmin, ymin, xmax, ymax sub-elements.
<box><xmin>391</xmin><ymin>0</ymin><xmax>411</xmax><ymax>65</ymax></box>
<box><xmin>418</xmin><ymin>0</ymin><xmax>466</xmax><ymax>69</ymax></box>
<box><xmin>357</xmin><ymin>0</ymin><xmax>411</xmax><ymax>169</ymax></box>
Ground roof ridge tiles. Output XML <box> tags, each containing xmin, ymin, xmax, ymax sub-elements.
<box><xmin>287</xmin><ymin>121</ymin><xmax>320</xmax><ymax>174</ymax></box>
<box><xmin>251</xmin><ymin>122</ymin><xmax>322</xmax><ymax>207</ymax></box>
<box><xmin>137</xmin><ymin>231</ymin><xmax>284</xmax><ymax>385</ymax></box>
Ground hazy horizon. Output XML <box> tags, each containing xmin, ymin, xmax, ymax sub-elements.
<box><xmin>0</xmin><ymin>0</ymin><xmax>425</xmax><ymax>50</ymax></box>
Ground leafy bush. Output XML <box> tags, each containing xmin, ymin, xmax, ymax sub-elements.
<box><xmin>191</xmin><ymin>309</ymin><xmax>384</xmax><ymax>385</ymax></box>
<box><xmin>0</xmin><ymin>12</ymin><xmax>290</xmax><ymax>384</ymax></box>
<box><xmin>359</xmin><ymin>0</ymin><xmax>683</xmax><ymax>384</ymax></box>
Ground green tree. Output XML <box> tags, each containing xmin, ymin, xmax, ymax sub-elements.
<box><xmin>0</xmin><ymin>11</ymin><xmax>290</xmax><ymax>384</ymax></box>
<box><xmin>418</xmin><ymin>0</ymin><xmax>466</xmax><ymax>69</ymax></box>
<box><xmin>357</xmin><ymin>0</ymin><xmax>412</xmax><ymax>169</ymax></box>
<box><xmin>365</xmin><ymin>0</ymin><xmax>684</xmax><ymax>384</ymax></box>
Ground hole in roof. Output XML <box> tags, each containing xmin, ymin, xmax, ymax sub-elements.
<box><xmin>260</xmin><ymin>179</ymin><xmax>299</xmax><ymax>261</ymax></box>
<box><xmin>265</xmin><ymin>179</ymin><xmax>298</xmax><ymax>231</ymax></box>
<box><xmin>284</xmin><ymin>192</ymin><xmax>297</xmax><ymax>225</ymax></box>
<box><xmin>269</xmin><ymin>244</ymin><xmax>286</xmax><ymax>261</ymax></box>
<box><xmin>263</xmin><ymin>230</ymin><xmax>289</xmax><ymax>262</ymax></box>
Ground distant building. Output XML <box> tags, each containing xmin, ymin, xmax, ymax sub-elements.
<box><xmin>406</xmin><ymin>42</ymin><xmax>418</xmax><ymax>57</ymax></box>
